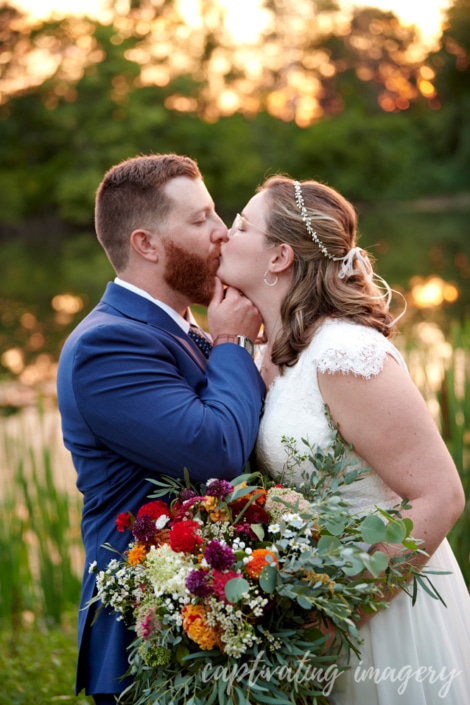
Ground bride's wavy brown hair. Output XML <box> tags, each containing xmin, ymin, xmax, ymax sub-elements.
<box><xmin>259</xmin><ymin>175</ymin><xmax>396</xmax><ymax>370</ymax></box>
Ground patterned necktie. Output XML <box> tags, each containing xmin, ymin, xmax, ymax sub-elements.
<box><xmin>188</xmin><ymin>324</ymin><xmax>212</xmax><ymax>358</ymax></box>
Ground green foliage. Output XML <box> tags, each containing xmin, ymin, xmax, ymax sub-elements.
<box><xmin>0</xmin><ymin>407</ymin><xmax>82</xmax><ymax>625</ymax></box>
<box><xmin>0</xmin><ymin>0</ymin><xmax>469</xmax><ymax>229</ymax></box>
<box><xmin>437</xmin><ymin>322</ymin><xmax>470</xmax><ymax>586</ymax></box>
<box><xmin>0</xmin><ymin>615</ymin><xmax>93</xmax><ymax>705</ymax></box>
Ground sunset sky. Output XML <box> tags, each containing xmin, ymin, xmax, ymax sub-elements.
<box><xmin>10</xmin><ymin>0</ymin><xmax>452</xmax><ymax>47</ymax></box>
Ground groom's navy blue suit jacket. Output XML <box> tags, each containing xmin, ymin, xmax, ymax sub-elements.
<box><xmin>56</xmin><ymin>282</ymin><xmax>265</xmax><ymax>695</ymax></box>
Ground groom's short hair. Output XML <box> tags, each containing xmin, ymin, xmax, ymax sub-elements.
<box><xmin>95</xmin><ymin>154</ymin><xmax>201</xmax><ymax>272</ymax></box>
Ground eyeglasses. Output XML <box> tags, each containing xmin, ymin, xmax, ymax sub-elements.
<box><xmin>229</xmin><ymin>213</ymin><xmax>268</xmax><ymax>238</ymax></box>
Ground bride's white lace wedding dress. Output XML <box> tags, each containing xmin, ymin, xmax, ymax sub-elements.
<box><xmin>256</xmin><ymin>318</ymin><xmax>470</xmax><ymax>704</ymax></box>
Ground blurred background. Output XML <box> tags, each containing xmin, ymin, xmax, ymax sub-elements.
<box><xmin>0</xmin><ymin>0</ymin><xmax>468</xmax><ymax>701</ymax></box>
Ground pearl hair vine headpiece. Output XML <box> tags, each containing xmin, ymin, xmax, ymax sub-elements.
<box><xmin>293</xmin><ymin>180</ymin><xmax>343</xmax><ymax>262</ymax></box>
<box><xmin>292</xmin><ymin>180</ymin><xmax>407</xmax><ymax>326</ymax></box>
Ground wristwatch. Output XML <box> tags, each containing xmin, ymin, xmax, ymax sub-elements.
<box><xmin>214</xmin><ymin>334</ymin><xmax>255</xmax><ymax>357</ymax></box>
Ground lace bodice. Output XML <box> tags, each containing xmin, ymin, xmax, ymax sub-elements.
<box><xmin>256</xmin><ymin>319</ymin><xmax>407</xmax><ymax>513</ymax></box>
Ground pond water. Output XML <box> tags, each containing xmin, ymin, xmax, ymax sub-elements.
<box><xmin>0</xmin><ymin>203</ymin><xmax>468</xmax><ymax>410</ymax></box>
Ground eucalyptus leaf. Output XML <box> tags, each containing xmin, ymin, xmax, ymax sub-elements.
<box><xmin>368</xmin><ymin>551</ymin><xmax>389</xmax><ymax>577</ymax></box>
<box><xmin>325</xmin><ymin>519</ymin><xmax>346</xmax><ymax>536</ymax></box>
<box><xmin>259</xmin><ymin>564</ymin><xmax>278</xmax><ymax>593</ymax></box>
<box><xmin>384</xmin><ymin>520</ymin><xmax>407</xmax><ymax>544</ymax></box>
<box><xmin>225</xmin><ymin>577</ymin><xmax>250</xmax><ymax>603</ymax></box>
<box><xmin>402</xmin><ymin>517</ymin><xmax>414</xmax><ymax>536</ymax></box>
<box><xmin>360</xmin><ymin>514</ymin><xmax>386</xmax><ymax>544</ymax></box>
<box><xmin>317</xmin><ymin>535</ymin><xmax>342</xmax><ymax>553</ymax></box>
<box><xmin>342</xmin><ymin>557</ymin><xmax>364</xmax><ymax>576</ymax></box>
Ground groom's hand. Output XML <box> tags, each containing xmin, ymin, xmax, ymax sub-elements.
<box><xmin>208</xmin><ymin>277</ymin><xmax>262</xmax><ymax>343</ymax></box>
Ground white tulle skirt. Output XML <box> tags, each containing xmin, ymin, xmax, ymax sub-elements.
<box><xmin>329</xmin><ymin>539</ymin><xmax>470</xmax><ymax>705</ymax></box>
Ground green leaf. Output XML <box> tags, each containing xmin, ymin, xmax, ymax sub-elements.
<box><xmin>342</xmin><ymin>556</ymin><xmax>364</xmax><ymax>576</ymax></box>
<box><xmin>368</xmin><ymin>551</ymin><xmax>389</xmax><ymax>577</ymax></box>
<box><xmin>175</xmin><ymin>643</ymin><xmax>190</xmax><ymax>665</ymax></box>
<box><xmin>224</xmin><ymin>577</ymin><xmax>250</xmax><ymax>603</ymax></box>
<box><xmin>250</xmin><ymin>523</ymin><xmax>265</xmax><ymax>541</ymax></box>
<box><xmin>402</xmin><ymin>538</ymin><xmax>418</xmax><ymax>550</ymax></box>
<box><xmin>259</xmin><ymin>564</ymin><xmax>278</xmax><ymax>593</ymax></box>
<box><xmin>317</xmin><ymin>535</ymin><xmax>342</xmax><ymax>553</ymax></box>
<box><xmin>325</xmin><ymin>519</ymin><xmax>346</xmax><ymax>536</ymax></box>
<box><xmin>402</xmin><ymin>517</ymin><xmax>414</xmax><ymax>535</ymax></box>
<box><xmin>360</xmin><ymin>514</ymin><xmax>386</xmax><ymax>544</ymax></box>
<box><xmin>297</xmin><ymin>595</ymin><xmax>314</xmax><ymax>609</ymax></box>
<box><xmin>384</xmin><ymin>520</ymin><xmax>407</xmax><ymax>543</ymax></box>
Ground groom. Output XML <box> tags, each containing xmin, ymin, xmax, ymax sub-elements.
<box><xmin>56</xmin><ymin>153</ymin><xmax>265</xmax><ymax>705</ymax></box>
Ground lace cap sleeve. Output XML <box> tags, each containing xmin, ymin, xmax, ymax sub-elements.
<box><xmin>310</xmin><ymin>319</ymin><xmax>403</xmax><ymax>380</ymax></box>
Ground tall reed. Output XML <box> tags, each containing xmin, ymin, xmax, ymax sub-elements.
<box><xmin>402</xmin><ymin>320</ymin><xmax>470</xmax><ymax>587</ymax></box>
<box><xmin>0</xmin><ymin>403</ymin><xmax>82</xmax><ymax>626</ymax></box>
<box><xmin>437</xmin><ymin>322</ymin><xmax>470</xmax><ymax>587</ymax></box>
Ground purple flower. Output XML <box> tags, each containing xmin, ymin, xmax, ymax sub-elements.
<box><xmin>186</xmin><ymin>569</ymin><xmax>213</xmax><ymax>597</ymax></box>
<box><xmin>204</xmin><ymin>540</ymin><xmax>235</xmax><ymax>571</ymax></box>
<box><xmin>205</xmin><ymin>479</ymin><xmax>234</xmax><ymax>499</ymax></box>
<box><xmin>234</xmin><ymin>523</ymin><xmax>258</xmax><ymax>541</ymax></box>
<box><xmin>178</xmin><ymin>488</ymin><xmax>198</xmax><ymax>503</ymax></box>
<box><xmin>132</xmin><ymin>515</ymin><xmax>156</xmax><ymax>543</ymax></box>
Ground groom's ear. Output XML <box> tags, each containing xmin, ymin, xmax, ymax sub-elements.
<box><xmin>270</xmin><ymin>243</ymin><xmax>294</xmax><ymax>274</ymax></box>
<box><xmin>130</xmin><ymin>229</ymin><xmax>160</xmax><ymax>263</ymax></box>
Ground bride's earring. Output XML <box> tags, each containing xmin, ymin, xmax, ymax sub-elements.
<box><xmin>263</xmin><ymin>270</ymin><xmax>278</xmax><ymax>287</ymax></box>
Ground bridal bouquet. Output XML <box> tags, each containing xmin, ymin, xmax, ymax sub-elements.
<box><xmin>89</xmin><ymin>431</ymin><xmax>439</xmax><ymax>705</ymax></box>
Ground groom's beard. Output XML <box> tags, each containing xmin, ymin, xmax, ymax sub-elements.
<box><xmin>162</xmin><ymin>239</ymin><xmax>219</xmax><ymax>307</ymax></box>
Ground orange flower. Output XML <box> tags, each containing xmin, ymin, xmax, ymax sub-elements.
<box><xmin>182</xmin><ymin>604</ymin><xmax>222</xmax><ymax>650</ymax></box>
<box><xmin>209</xmin><ymin>509</ymin><xmax>230</xmax><ymax>522</ymax></box>
<box><xmin>245</xmin><ymin>549</ymin><xmax>278</xmax><ymax>579</ymax></box>
<box><xmin>127</xmin><ymin>544</ymin><xmax>148</xmax><ymax>566</ymax></box>
<box><xmin>202</xmin><ymin>496</ymin><xmax>218</xmax><ymax>512</ymax></box>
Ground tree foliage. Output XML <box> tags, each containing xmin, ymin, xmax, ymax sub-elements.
<box><xmin>0</xmin><ymin>0</ymin><xmax>468</xmax><ymax>233</ymax></box>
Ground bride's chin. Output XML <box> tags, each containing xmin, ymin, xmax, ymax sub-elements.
<box><xmin>216</xmin><ymin>268</ymin><xmax>232</xmax><ymax>287</ymax></box>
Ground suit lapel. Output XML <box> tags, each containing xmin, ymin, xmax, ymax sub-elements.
<box><xmin>99</xmin><ymin>282</ymin><xmax>207</xmax><ymax>368</ymax></box>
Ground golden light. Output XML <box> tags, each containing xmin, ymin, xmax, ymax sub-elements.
<box><xmin>420</xmin><ymin>65</ymin><xmax>436</xmax><ymax>80</ymax></box>
<box><xmin>20</xmin><ymin>312</ymin><xmax>37</xmax><ymax>329</ymax></box>
<box><xmin>5</xmin><ymin>0</ymin><xmax>453</xmax><ymax>123</ymax></box>
<box><xmin>218</xmin><ymin>89</ymin><xmax>240</xmax><ymax>115</ymax></box>
<box><xmin>410</xmin><ymin>276</ymin><xmax>459</xmax><ymax>309</ymax></box>
<box><xmin>443</xmin><ymin>283</ymin><xmax>459</xmax><ymax>303</ymax></box>
<box><xmin>51</xmin><ymin>293</ymin><xmax>84</xmax><ymax>314</ymax></box>
<box><xmin>19</xmin><ymin>353</ymin><xmax>57</xmax><ymax>385</ymax></box>
<box><xmin>418</xmin><ymin>79</ymin><xmax>436</xmax><ymax>98</ymax></box>
<box><xmin>1</xmin><ymin>347</ymin><xmax>25</xmax><ymax>374</ymax></box>
<box><xmin>28</xmin><ymin>332</ymin><xmax>45</xmax><ymax>350</ymax></box>
<box><xmin>164</xmin><ymin>95</ymin><xmax>198</xmax><ymax>112</ymax></box>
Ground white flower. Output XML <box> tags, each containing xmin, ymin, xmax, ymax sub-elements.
<box><xmin>88</xmin><ymin>560</ymin><xmax>98</xmax><ymax>573</ymax></box>
<box><xmin>145</xmin><ymin>544</ymin><xmax>194</xmax><ymax>597</ymax></box>
<box><xmin>284</xmin><ymin>512</ymin><xmax>302</xmax><ymax>524</ymax></box>
<box><xmin>155</xmin><ymin>514</ymin><xmax>170</xmax><ymax>530</ymax></box>
<box><xmin>268</xmin><ymin>524</ymin><xmax>281</xmax><ymax>534</ymax></box>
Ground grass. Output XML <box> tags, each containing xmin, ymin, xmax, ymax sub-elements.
<box><xmin>0</xmin><ymin>613</ymin><xmax>93</xmax><ymax>705</ymax></box>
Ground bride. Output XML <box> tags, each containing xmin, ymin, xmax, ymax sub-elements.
<box><xmin>217</xmin><ymin>175</ymin><xmax>470</xmax><ymax>704</ymax></box>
